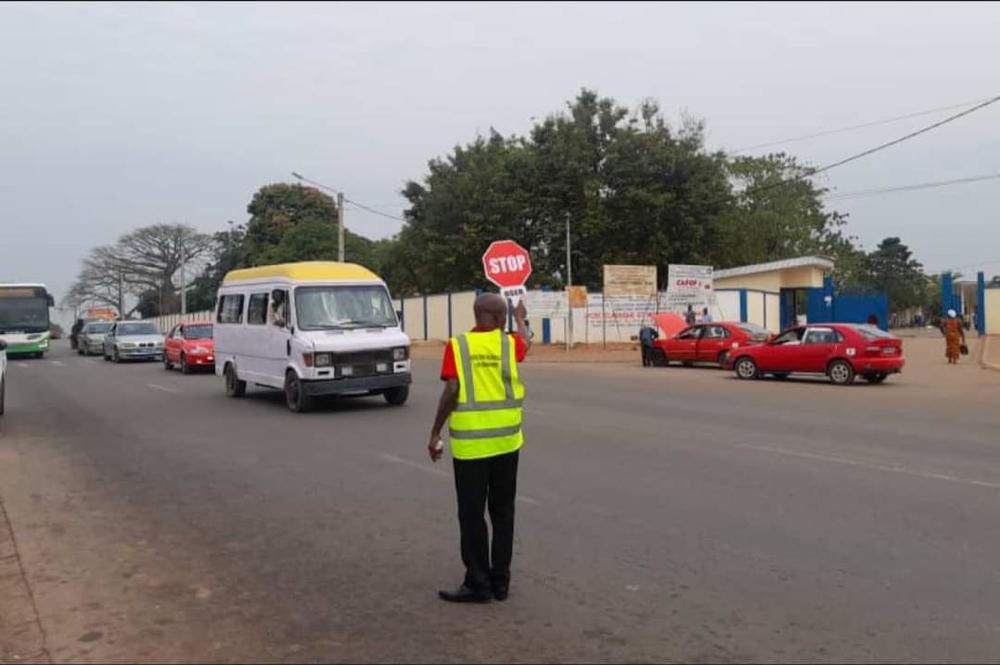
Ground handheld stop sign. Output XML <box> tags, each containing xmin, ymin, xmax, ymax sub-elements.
<box><xmin>482</xmin><ymin>240</ymin><xmax>532</xmax><ymax>305</ymax></box>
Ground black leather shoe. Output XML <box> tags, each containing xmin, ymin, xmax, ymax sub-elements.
<box><xmin>492</xmin><ymin>586</ymin><xmax>509</xmax><ymax>601</ymax></box>
<box><xmin>438</xmin><ymin>584</ymin><xmax>491</xmax><ymax>603</ymax></box>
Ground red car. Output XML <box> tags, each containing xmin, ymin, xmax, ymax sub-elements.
<box><xmin>163</xmin><ymin>322</ymin><xmax>215</xmax><ymax>374</ymax></box>
<box><xmin>652</xmin><ymin>322</ymin><xmax>773</xmax><ymax>367</ymax></box>
<box><xmin>725</xmin><ymin>323</ymin><xmax>904</xmax><ymax>385</ymax></box>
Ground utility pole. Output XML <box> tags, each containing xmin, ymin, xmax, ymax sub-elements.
<box><xmin>565</xmin><ymin>214</ymin><xmax>573</xmax><ymax>351</ymax></box>
<box><xmin>292</xmin><ymin>172</ymin><xmax>346</xmax><ymax>262</ymax></box>
<box><xmin>337</xmin><ymin>191</ymin><xmax>345</xmax><ymax>262</ymax></box>
<box><xmin>180</xmin><ymin>235</ymin><xmax>187</xmax><ymax>317</ymax></box>
<box><xmin>118</xmin><ymin>269</ymin><xmax>124</xmax><ymax>319</ymax></box>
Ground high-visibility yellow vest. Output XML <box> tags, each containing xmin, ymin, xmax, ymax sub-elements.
<box><xmin>449</xmin><ymin>329</ymin><xmax>525</xmax><ymax>460</ymax></box>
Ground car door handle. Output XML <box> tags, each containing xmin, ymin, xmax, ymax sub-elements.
<box><xmin>286</xmin><ymin>340</ymin><xmax>291</xmax><ymax>357</ymax></box>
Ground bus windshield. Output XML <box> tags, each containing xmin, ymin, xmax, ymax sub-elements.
<box><xmin>295</xmin><ymin>285</ymin><xmax>398</xmax><ymax>330</ymax></box>
<box><xmin>0</xmin><ymin>287</ymin><xmax>51</xmax><ymax>334</ymax></box>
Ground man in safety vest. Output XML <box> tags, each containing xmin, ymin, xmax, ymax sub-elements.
<box><xmin>429</xmin><ymin>293</ymin><xmax>531</xmax><ymax>603</ymax></box>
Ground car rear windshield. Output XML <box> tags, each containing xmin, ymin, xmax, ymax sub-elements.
<box><xmin>185</xmin><ymin>324</ymin><xmax>213</xmax><ymax>340</ymax></box>
<box><xmin>83</xmin><ymin>322</ymin><xmax>112</xmax><ymax>333</ymax></box>
<box><xmin>119</xmin><ymin>323</ymin><xmax>159</xmax><ymax>336</ymax></box>
<box><xmin>738</xmin><ymin>323</ymin><xmax>770</xmax><ymax>338</ymax></box>
<box><xmin>854</xmin><ymin>325</ymin><xmax>896</xmax><ymax>341</ymax></box>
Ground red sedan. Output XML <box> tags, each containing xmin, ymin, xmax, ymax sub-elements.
<box><xmin>652</xmin><ymin>322</ymin><xmax>772</xmax><ymax>367</ymax></box>
<box><xmin>163</xmin><ymin>322</ymin><xmax>215</xmax><ymax>374</ymax></box>
<box><xmin>725</xmin><ymin>323</ymin><xmax>904</xmax><ymax>385</ymax></box>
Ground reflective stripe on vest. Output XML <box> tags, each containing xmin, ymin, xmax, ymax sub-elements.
<box><xmin>449</xmin><ymin>330</ymin><xmax>525</xmax><ymax>460</ymax></box>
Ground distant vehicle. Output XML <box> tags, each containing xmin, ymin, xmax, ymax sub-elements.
<box><xmin>725</xmin><ymin>324</ymin><xmax>905</xmax><ymax>385</ymax></box>
<box><xmin>77</xmin><ymin>321</ymin><xmax>114</xmax><ymax>356</ymax></box>
<box><xmin>0</xmin><ymin>339</ymin><xmax>7</xmax><ymax>416</ymax></box>
<box><xmin>164</xmin><ymin>322</ymin><xmax>215</xmax><ymax>374</ymax></box>
<box><xmin>102</xmin><ymin>321</ymin><xmax>164</xmax><ymax>363</ymax></box>
<box><xmin>84</xmin><ymin>308</ymin><xmax>118</xmax><ymax>322</ymax></box>
<box><xmin>214</xmin><ymin>261</ymin><xmax>411</xmax><ymax>412</ymax></box>
<box><xmin>0</xmin><ymin>283</ymin><xmax>54</xmax><ymax>358</ymax></box>
<box><xmin>652</xmin><ymin>322</ymin><xmax>772</xmax><ymax>367</ymax></box>
<box><xmin>50</xmin><ymin>324</ymin><xmax>64</xmax><ymax>340</ymax></box>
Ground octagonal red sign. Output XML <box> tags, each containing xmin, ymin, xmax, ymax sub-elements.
<box><xmin>482</xmin><ymin>240</ymin><xmax>532</xmax><ymax>289</ymax></box>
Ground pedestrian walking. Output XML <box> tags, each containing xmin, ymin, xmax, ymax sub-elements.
<box><xmin>701</xmin><ymin>307</ymin><xmax>713</xmax><ymax>323</ymax></box>
<box><xmin>940</xmin><ymin>309</ymin><xmax>966</xmax><ymax>364</ymax></box>
<box><xmin>429</xmin><ymin>293</ymin><xmax>531</xmax><ymax>603</ymax></box>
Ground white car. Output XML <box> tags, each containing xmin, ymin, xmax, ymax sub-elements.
<box><xmin>1</xmin><ymin>339</ymin><xmax>7</xmax><ymax>416</ymax></box>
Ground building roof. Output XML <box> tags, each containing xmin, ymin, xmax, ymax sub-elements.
<box><xmin>714</xmin><ymin>256</ymin><xmax>834</xmax><ymax>280</ymax></box>
<box><xmin>223</xmin><ymin>262</ymin><xmax>380</xmax><ymax>284</ymax></box>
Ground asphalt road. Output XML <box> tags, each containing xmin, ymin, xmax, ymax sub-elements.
<box><xmin>2</xmin><ymin>339</ymin><xmax>1000</xmax><ymax>663</ymax></box>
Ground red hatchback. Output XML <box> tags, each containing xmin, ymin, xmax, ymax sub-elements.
<box><xmin>163</xmin><ymin>322</ymin><xmax>215</xmax><ymax>374</ymax></box>
<box><xmin>652</xmin><ymin>322</ymin><xmax>772</xmax><ymax>367</ymax></box>
<box><xmin>725</xmin><ymin>323</ymin><xmax>904</xmax><ymax>385</ymax></box>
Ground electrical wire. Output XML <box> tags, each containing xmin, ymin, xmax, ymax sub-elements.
<box><xmin>742</xmin><ymin>95</ymin><xmax>1000</xmax><ymax>199</ymax></box>
<box><xmin>732</xmin><ymin>96</ymin><xmax>996</xmax><ymax>153</ymax></box>
<box><xmin>824</xmin><ymin>172</ymin><xmax>1000</xmax><ymax>201</ymax></box>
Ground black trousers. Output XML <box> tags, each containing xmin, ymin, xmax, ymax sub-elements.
<box><xmin>641</xmin><ymin>344</ymin><xmax>653</xmax><ymax>366</ymax></box>
<box><xmin>453</xmin><ymin>449</ymin><xmax>520</xmax><ymax>592</ymax></box>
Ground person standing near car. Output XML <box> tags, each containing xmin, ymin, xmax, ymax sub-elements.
<box><xmin>429</xmin><ymin>293</ymin><xmax>531</xmax><ymax>603</ymax></box>
<box><xmin>685</xmin><ymin>305</ymin><xmax>697</xmax><ymax>326</ymax></box>
<box><xmin>639</xmin><ymin>323</ymin><xmax>659</xmax><ymax>367</ymax></box>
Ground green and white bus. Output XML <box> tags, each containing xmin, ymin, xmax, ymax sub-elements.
<box><xmin>0</xmin><ymin>283</ymin><xmax>55</xmax><ymax>358</ymax></box>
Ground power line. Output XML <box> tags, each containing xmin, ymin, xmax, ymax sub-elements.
<box><xmin>732</xmin><ymin>96</ymin><xmax>995</xmax><ymax>153</ymax></box>
<box><xmin>824</xmin><ymin>172</ymin><xmax>1000</xmax><ymax>201</ymax></box>
<box><xmin>343</xmin><ymin>197</ymin><xmax>406</xmax><ymax>222</ymax></box>
<box><xmin>743</xmin><ymin>95</ymin><xmax>1000</xmax><ymax>199</ymax></box>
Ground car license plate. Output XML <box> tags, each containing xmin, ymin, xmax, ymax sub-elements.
<box><xmin>883</xmin><ymin>347</ymin><xmax>897</xmax><ymax>355</ymax></box>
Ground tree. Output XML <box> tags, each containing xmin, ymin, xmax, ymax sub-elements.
<box><xmin>867</xmin><ymin>237</ymin><xmax>926</xmax><ymax>314</ymax></box>
<box><xmin>186</xmin><ymin>223</ymin><xmax>246</xmax><ymax>312</ymax></box>
<box><xmin>64</xmin><ymin>223</ymin><xmax>210</xmax><ymax>318</ymax></box>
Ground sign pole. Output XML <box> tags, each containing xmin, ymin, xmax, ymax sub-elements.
<box><xmin>566</xmin><ymin>214</ymin><xmax>573</xmax><ymax>352</ymax></box>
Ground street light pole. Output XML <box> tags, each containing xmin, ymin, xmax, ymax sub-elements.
<box><xmin>566</xmin><ymin>214</ymin><xmax>573</xmax><ymax>351</ymax></box>
<box><xmin>292</xmin><ymin>171</ymin><xmax>345</xmax><ymax>262</ymax></box>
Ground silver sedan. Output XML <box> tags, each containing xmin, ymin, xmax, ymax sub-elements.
<box><xmin>102</xmin><ymin>321</ymin><xmax>165</xmax><ymax>363</ymax></box>
<box><xmin>77</xmin><ymin>321</ymin><xmax>114</xmax><ymax>356</ymax></box>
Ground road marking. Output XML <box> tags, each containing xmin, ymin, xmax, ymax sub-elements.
<box><xmin>17</xmin><ymin>363</ymin><xmax>30</xmax><ymax>369</ymax></box>
<box><xmin>145</xmin><ymin>383</ymin><xmax>178</xmax><ymax>394</ymax></box>
<box><xmin>379</xmin><ymin>453</ymin><xmax>541</xmax><ymax>504</ymax></box>
<box><xmin>380</xmin><ymin>453</ymin><xmax>450</xmax><ymax>477</ymax></box>
<box><xmin>51</xmin><ymin>360</ymin><xmax>65</xmax><ymax>367</ymax></box>
<box><xmin>735</xmin><ymin>442</ymin><xmax>1000</xmax><ymax>490</ymax></box>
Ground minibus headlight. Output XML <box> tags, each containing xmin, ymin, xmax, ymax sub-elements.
<box><xmin>392</xmin><ymin>347</ymin><xmax>409</xmax><ymax>361</ymax></box>
<box><xmin>314</xmin><ymin>353</ymin><xmax>332</xmax><ymax>367</ymax></box>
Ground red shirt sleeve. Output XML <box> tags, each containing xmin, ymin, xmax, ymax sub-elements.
<box><xmin>440</xmin><ymin>342</ymin><xmax>458</xmax><ymax>381</ymax></box>
<box><xmin>512</xmin><ymin>333</ymin><xmax>527</xmax><ymax>363</ymax></box>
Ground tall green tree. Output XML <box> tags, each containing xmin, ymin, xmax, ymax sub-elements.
<box><xmin>867</xmin><ymin>237</ymin><xmax>927</xmax><ymax>313</ymax></box>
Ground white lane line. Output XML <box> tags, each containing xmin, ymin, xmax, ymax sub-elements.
<box><xmin>17</xmin><ymin>363</ymin><xmax>30</xmax><ymax>369</ymax></box>
<box><xmin>51</xmin><ymin>360</ymin><xmax>65</xmax><ymax>367</ymax></box>
<box><xmin>379</xmin><ymin>453</ymin><xmax>541</xmax><ymax>504</ymax></box>
<box><xmin>381</xmin><ymin>453</ymin><xmax>450</xmax><ymax>477</ymax></box>
<box><xmin>145</xmin><ymin>383</ymin><xmax>179</xmax><ymax>394</ymax></box>
<box><xmin>87</xmin><ymin>359</ymin><xmax>100</xmax><ymax>365</ymax></box>
<box><xmin>735</xmin><ymin>442</ymin><xmax>1000</xmax><ymax>490</ymax></box>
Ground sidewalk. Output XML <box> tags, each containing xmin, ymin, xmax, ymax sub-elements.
<box><xmin>982</xmin><ymin>335</ymin><xmax>1000</xmax><ymax>371</ymax></box>
<box><xmin>0</xmin><ymin>495</ymin><xmax>48</xmax><ymax>664</ymax></box>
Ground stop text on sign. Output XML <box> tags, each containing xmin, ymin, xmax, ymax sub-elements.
<box><xmin>488</xmin><ymin>254</ymin><xmax>528</xmax><ymax>275</ymax></box>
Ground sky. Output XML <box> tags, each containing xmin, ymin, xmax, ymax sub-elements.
<box><xmin>2</xmin><ymin>0</ymin><xmax>999</xmax><ymax>319</ymax></box>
